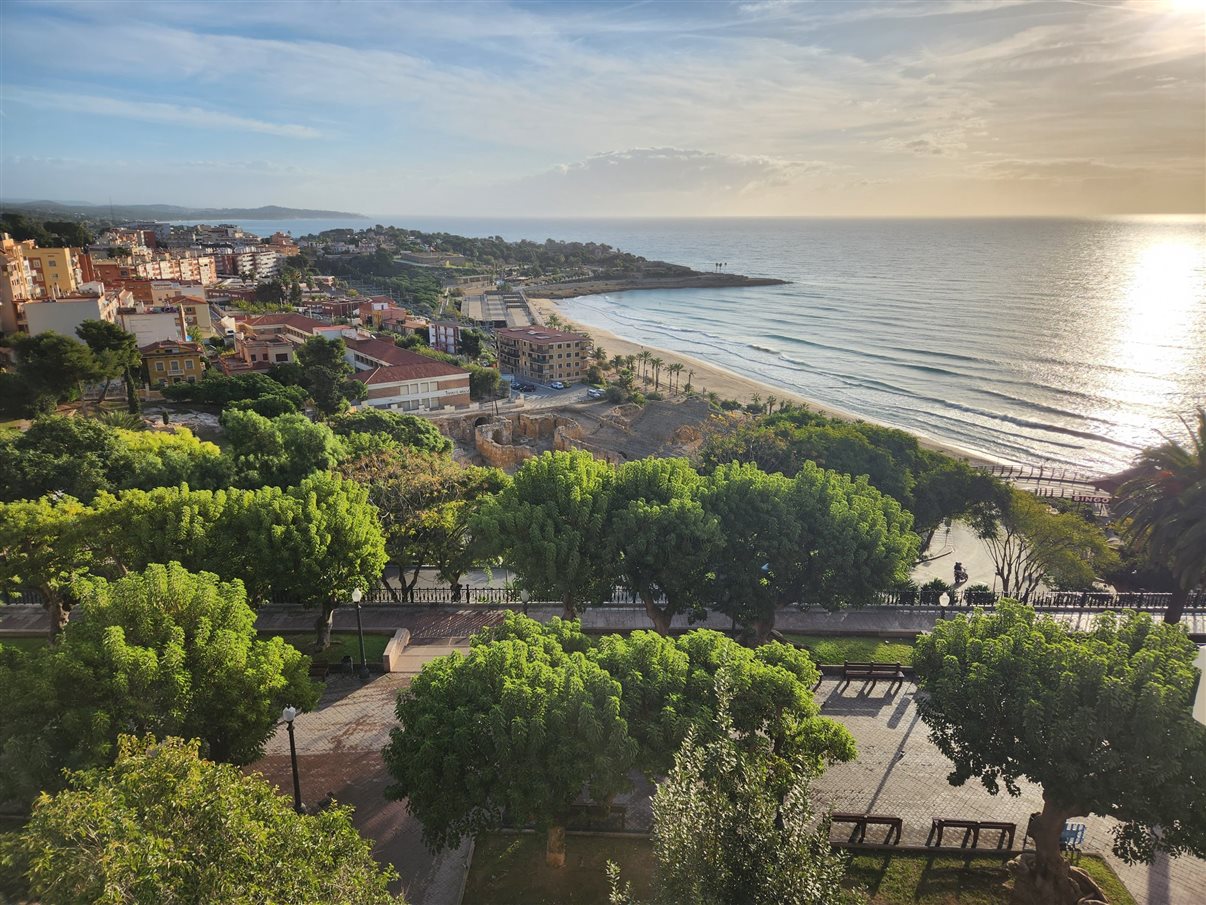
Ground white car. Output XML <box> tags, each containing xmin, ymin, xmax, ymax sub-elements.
<box><xmin>549</xmin><ymin>381</ymin><xmax>567</xmax><ymax>390</ymax></box>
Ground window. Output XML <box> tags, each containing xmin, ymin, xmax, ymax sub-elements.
<box><xmin>169</xmin><ymin>361</ymin><xmax>181</xmax><ymax>373</ymax></box>
<box><xmin>275</xmin><ymin>353</ymin><xmax>289</xmax><ymax>362</ymax></box>
<box><xmin>155</xmin><ymin>362</ymin><xmax>165</xmax><ymax>372</ymax></box>
<box><xmin>48</xmin><ymin>260</ymin><xmax>57</xmax><ymax>267</ymax></box>
<box><xmin>185</xmin><ymin>360</ymin><xmax>194</xmax><ymax>370</ymax></box>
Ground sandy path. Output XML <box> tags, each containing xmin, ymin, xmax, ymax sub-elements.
<box><xmin>528</xmin><ymin>296</ymin><xmax>994</xmax><ymax>466</ymax></box>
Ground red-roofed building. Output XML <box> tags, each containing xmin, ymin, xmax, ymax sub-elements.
<box><xmin>141</xmin><ymin>339</ymin><xmax>206</xmax><ymax>387</ymax></box>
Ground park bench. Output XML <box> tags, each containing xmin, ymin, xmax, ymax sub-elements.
<box><xmin>308</xmin><ymin>662</ymin><xmax>330</xmax><ymax>680</ymax></box>
<box><xmin>567</xmin><ymin>803</ymin><xmax>627</xmax><ymax>832</ymax></box>
<box><xmin>830</xmin><ymin>813</ymin><xmax>903</xmax><ymax>845</ymax></box>
<box><xmin>841</xmin><ymin>661</ymin><xmax>906</xmax><ymax>690</ymax></box>
<box><xmin>926</xmin><ymin>818</ymin><xmax>1017</xmax><ymax>850</ymax></box>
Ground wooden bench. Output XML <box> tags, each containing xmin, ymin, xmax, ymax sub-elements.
<box><xmin>927</xmin><ymin>818</ymin><xmax>1016</xmax><ymax>850</ymax></box>
<box><xmin>842</xmin><ymin>661</ymin><xmax>906</xmax><ymax>689</ymax></box>
<box><xmin>830</xmin><ymin>812</ymin><xmax>902</xmax><ymax>845</ymax></box>
<box><xmin>308</xmin><ymin>662</ymin><xmax>330</xmax><ymax>680</ymax></box>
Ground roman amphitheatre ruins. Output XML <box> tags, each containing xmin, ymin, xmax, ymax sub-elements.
<box><xmin>431</xmin><ymin>397</ymin><xmax>716</xmax><ymax>470</ymax></box>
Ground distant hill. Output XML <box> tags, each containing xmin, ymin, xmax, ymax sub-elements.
<box><xmin>0</xmin><ymin>200</ymin><xmax>367</xmax><ymax>222</ymax></box>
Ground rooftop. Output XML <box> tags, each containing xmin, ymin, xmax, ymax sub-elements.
<box><xmin>496</xmin><ymin>326</ymin><xmax>587</xmax><ymax>344</ymax></box>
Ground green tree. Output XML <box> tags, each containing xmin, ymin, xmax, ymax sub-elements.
<box><xmin>611</xmin><ymin>457</ymin><xmax>721</xmax><ymax>634</ymax></box>
<box><xmin>90</xmin><ymin>474</ymin><xmax>387</xmax><ymax>648</ymax></box>
<box><xmin>296</xmin><ymin>335</ymin><xmax>365</xmax><ymax>416</ymax></box>
<box><xmin>0</xmin><ymin>563</ymin><xmax>317</xmax><ymax>805</ymax></box>
<box><xmin>10</xmin><ymin>330</ymin><xmax>100</xmax><ymax>409</ymax></box>
<box><xmin>474</xmin><ymin>450</ymin><xmax>617</xmax><ymax>617</ymax></box>
<box><xmin>972</xmin><ymin>488</ymin><xmax>1117</xmax><ymax>601</ymax></box>
<box><xmin>467</xmin><ymin>363</ymin><xmax>501</xmax><ymax>400</ymax></box>
<box><xmin>0</xmin><ymin>415</ymin><xmax>121</xmax><ymax>503</ymax></box>
<box><xmin>701</xmin><ymin>461</ymin><xmax>916</xmax><ymax>640</ymax></box>
<box><xmin>914</xmin><ymin>602</ymin><xmax>1206</xmax><ymax>903</ymax></box>
<box><xmin>330</xmin><ymin>407</ymin><xmax>452</xmax><ymax>454</ymax></box>
<box><xmin>0</xmin><ymin>496</ymin><xmax>92</xmax><ymax>637</ymax></box>
<box><xmin>220</xmin><ymin>408</ymin><xmax>343</xmax><ymax>488</ymax></box>
<box><xmin>10</xmin><ymin>735</ymin><xmax>399</xmax><ymax>904</ymax></box>
<box><xmin>1114</xmin><ymin>408</ymin><xmax>1206</xmax><ymax>623</ymax></box>
<box><xmin>608</xmin><ymin>675</ymin><xmax>859</xmax><ymax>905</ymax></box>
<box><xmin>383</xmin><ymin>627</ymin><xmax>637</xmax><ymax>867</ymax></box>
<box><xmin>75</xmin><ymin>319</ymin><xmax>141</xmax><ymax>413</ymax></box>
<box><xmin>341</xmin><ymin>447</ymin><xmax>503</xmax><ymax>600</ymax></box>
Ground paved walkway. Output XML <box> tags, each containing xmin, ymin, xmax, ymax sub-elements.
<box><xmin>812</xmin><ymin>677</ymin><xmax>1201</xmax><ymax>905</ymax></box>
<box><xmin>251</xmin><ymin>674</ymin><xmax>470</xmax><ymax>905</ymax></box>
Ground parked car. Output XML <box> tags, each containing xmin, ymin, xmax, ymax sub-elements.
<box><xmin>586</xmin><ymin>388</ymin><xmax>605</xmax><ymax>399</ymax></box>
<box><xmin>550</xmin><ymin>381</ymin><xmax>567</xmax><ymax>390</ymax></box>
<box><xmin>512</xmin><ymin>382</ymin><xmax>536</xmax><ymax>392</ymax></box>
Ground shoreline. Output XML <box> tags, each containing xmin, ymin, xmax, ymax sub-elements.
<box><xmin>527</xmin><ymin>296</ymin><xmax>999</xmax><ymax>468</ymax></box>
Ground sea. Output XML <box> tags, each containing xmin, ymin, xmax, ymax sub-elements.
<box><xmin>215</xmin><ymin>216</ymin><xmax>1206</xmax><ymax>473</ymax></box>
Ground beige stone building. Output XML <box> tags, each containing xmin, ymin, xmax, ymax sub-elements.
<box><xmin>496</xmin><ymin>326</ymin><xmax>589</xmax><ymax>384</ymax></box>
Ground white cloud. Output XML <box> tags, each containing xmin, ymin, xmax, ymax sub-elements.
<box><xmin>3</xmin><ymin>86</ymin><xmax>322</xmax><ymax>139</ymax></box>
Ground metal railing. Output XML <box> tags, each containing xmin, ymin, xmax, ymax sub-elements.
<box><xmin>7</xmin><ymin>585</ymin><xmax>1199</xmax><ymax>614</ymax></box>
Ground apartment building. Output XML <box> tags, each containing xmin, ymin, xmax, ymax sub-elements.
<box><xmin>495</xmin><ymin>326</ymin><xmax>589</xmax><ymax>384</ymax></box>
<box><xmin>22</xmin><ymin>283</ymin><xmax>127</xmax><ymax>337</ymax></box>
<box><xmin>0</xmin><ymin>235</ymin><xmax>34</xmax><ymax>333</ymax></box>
<box><xmin>429</xmin><ymin>321</ymin><xmax>462</xmax><ymax>355</ymax></box>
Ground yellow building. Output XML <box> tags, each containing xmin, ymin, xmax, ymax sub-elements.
<box><xmin>0</xmin><ymin>235</ymin><xmax>34</xmax><ymax>333</ymax></box>
<box><xmin>141</xmin><ymin>339</ymin><xmax>207</xmax><ymax>387</ymax></box>
<box><xmin>22</xmin><ymin>245</ymin><xmax>81</xmax><ymax>298</ymax></box>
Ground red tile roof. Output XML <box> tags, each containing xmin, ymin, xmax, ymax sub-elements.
<box><xmin>357</xmin><ymin>359</ymin><xmax>469</xmax><ymax>385</ymax></box>
<box><xmin>242</xmin><ymin>312</ymin><xmax>327</xmax><ymax>330</ymax></box>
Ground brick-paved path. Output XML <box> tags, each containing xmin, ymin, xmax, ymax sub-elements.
<box><xmin>812</xmin><ymin>677</ymin><xmax>1202</xmax><ymax>905</ymax></box>
<box><xmin>249</xmin><ymin>674</ymin><xmax>470</xmax><ymax>905</ymax></box>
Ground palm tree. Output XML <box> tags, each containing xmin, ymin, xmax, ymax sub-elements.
<box><xmin>593</xmin><ymin>346</ymin><xmax>607</xmax><ymax>364</ymax></box>
<box><xmin>651</xmin><ymin>357</ymin><xmax>664</xmax><ymax>390</ymax></box>
<box><xmin>545</xmin><ymin>313</ymin><xmax>563</xmax><ymax>329</ymax></box>
<box><xmin>765</xmin><ymin>394</ymin><xmax>777</xmax><ymax>414</ymax></box>
<box><xmin>637</xmin><ymin>351</ymin><xmax>653</xmax><ymax>382</ymax></box>
<box><xmin>667</xmin><ymin>363</ymin><xmax>683</xmax><ymax>394</ymax></box>
<box><xmin>706</xmin><ymin>391</ymin><xmax>719</xmax><ymax>407</ymax></box>
<box><xmin>1114</xmin><ymin>408</ymin><xmax>1206</xmax><ymax>624</ymax></box>
<box><xmin>610</xmin><ymin>355</ymin><xmax>626</xmax><ymax>374</ymax></box>
<box><xmin>749</xmin><ymin>393</ymin><xmax>762</xmax><ymax>413</ymax></box>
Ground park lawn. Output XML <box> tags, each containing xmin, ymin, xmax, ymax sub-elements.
<box><xmin>271</xmin><ymin>632</ymin><xmax>392</xmax><ymax>667</ymax></box>
<box><xmin>783</xmin><ymin>633</ymin><xmax>915</xmax><ymax>666</ymax></box>
<box><xmin>0</xmin><ymin>636</ymin><xmax>48</xmax><ymax>652</ymax></box>
<box><xmin>462</xmin><ymin>832</ymin><xmax>655</xmax><ymax>905</ymax></box>
<box><xmin>844</xmin><ymin>852</ymin><xmax>1134</xmax><ymax>905</ymax></box>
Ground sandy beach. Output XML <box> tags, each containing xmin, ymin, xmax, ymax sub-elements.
<box><xmin>528</xmin><ymin>296</ymin><xmax>995</xmax><ymax>466</ymax></box>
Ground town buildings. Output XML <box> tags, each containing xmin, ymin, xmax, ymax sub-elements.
<box><xmin>429</xmin><ymin>321</ymin><xmax>462</xmax><ymax>355</ymax></box>
<box><xmin>225</xmin><ymin>312</ymin><xmax>470</xmax><ymax>411</ymax></box>
<box><xmin>21</xmin><ymin>283</ymin><xmax>129</xmax><ymax>337</ymax></box>
<box><xmin>141</xmin><ymin>339</ymin><xmax>207</xmax><ymax>387</ymax></box>
<box><xmin>0</xmin><ymin>234</ymin><xmax>85</xmax><ymax>332</ymax></box>
<box><xmin>495</xmin><ymin>326</ymin><xmax>589</xmax><ymax>384</ymax></box>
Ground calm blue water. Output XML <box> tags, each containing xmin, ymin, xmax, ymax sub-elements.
<box><xmin>218</xmin><ymin>216</ymin><xmax>1206</xmax><ymax>472</ymax></box>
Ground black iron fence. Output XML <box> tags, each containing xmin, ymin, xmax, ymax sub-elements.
<box><xmin>7</xmin><ymin>585</ymin><xmax>1199</xmax><ymax>613</ymax></box>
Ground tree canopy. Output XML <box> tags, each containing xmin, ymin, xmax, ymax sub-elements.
<box><xmin>220</xmin><ymin>409</ymin><xmax>343</xmax><ymax>488</ymax></box>
<box><xmin>913</xmin><ymin>601</ymin><xmax>1206</xmax><ymax>903</ymax></box>
<box><xmin>384</xmin><ymin>618</ymin><xmax>637</xmax><ymax>866</ymax></box>
<box><xmin>330</xmin><ymin>407</ymin><xmax>452</xmax><ymax>454</ymax></box>
<box><xmin>700</xmin><ymin>460</ymin><xmax>917</xmax><ymax>639</ymax></box>
<box><xmin>609</xmin><ymin>675</ymin><xmax>858</xmax><ymax>905</ymax></box>
<box><xmin>610</xmin><ymin>457</ymin><xmax>721</xmax><ymax>634</ymax></box>
<box><xmin>385</xmin><ymin>615</ymin><xmax>853</xmax><ymax>868</ymax></box>
<box><xmin>0</xmin><ymin>563</ymin><xmax>317</xmax><ymax>806</ymax></box>
<box><xmin>971</xmin><ymin>488</ymin><xmax>1117</xmax><ymax>600</ymax></box>
<box><xmin>7</xmin><ymin>735</ymin><xmax>400</xmax><ymax>904</ymax></box>
<box><xmin>1114</xmin><ymin>408</ymin><xmax>1206</xmax><ymax>623</ymax></box>
<box><xmin>296</xmin><ymin>335</ymin><xmax>365</xmax><ymax>416</ymax></box>
<box><xmin>474</xmin><ymin>450</ymin><xmax>617</xmax><ymax>618</ymax></box>
<box><xmin>700</xmin><ymin>408</ymin><xmax>1006</xmax><ymax>537</ymax></box>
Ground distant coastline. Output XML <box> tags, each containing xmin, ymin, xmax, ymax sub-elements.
<box><xmin>528</xmin><ymin>272</ymin><xmax>788</xmax><ymax>299</ymax></box>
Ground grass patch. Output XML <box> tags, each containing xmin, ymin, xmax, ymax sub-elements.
<box><xmin>462</xmin><ymin>832</ymin><xmax>655</xmax><ymax>905</ymax></box>
<box><xmin>0</xmin><ymin>636</ymin><xmax>48</xmax><ymax>653</ymax></box>
<box><xmin>1077</xmin><ymin>855</ymin><xmax>1137</xmax><ymax>905</ymax></box>
<box><xmin>783</xmin><ymin>634</ymin><xmax>915</xmax><ymax>666</ymax></box>
<box><xmin>270</xmin><ymin>632</ymin><xmax>392</xmax><ymax>667</ymax></box>
<box><xmin>844</xmin><ymin>852</ymin><xmax>1135</xmax><ymax>905</ymax></box>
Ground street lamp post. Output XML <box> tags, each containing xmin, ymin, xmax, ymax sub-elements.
<box><xmin>282</xmin><ymin>705</ymin><xmax>303</xmax><ymax>813</ymax></box>
<box><xmin>520</xmin><ymin>588</ymin><xmax>530</xmax><ymax>615</ymax></box>
<box><xmin>352</xmin><ymin>588</ymin><xmax>369</xmax><ymax>683</ymax></box>
<box><xmin>938</xmin><ymin>592</ymin><xmax>951</xmax><ymax>621</ymax></box>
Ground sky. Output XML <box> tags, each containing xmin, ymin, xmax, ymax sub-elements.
<box><xmin>1</xmin><ymin>0</ymin><xmax>1203</xmax><ymax>217</ymax></box>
